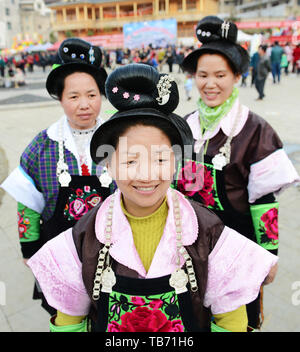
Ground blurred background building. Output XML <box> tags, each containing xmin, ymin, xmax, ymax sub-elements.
<box><xmin>1</xmin><ymin>0</ymin><xmax>300</xmax><ymax>50</ymax></box>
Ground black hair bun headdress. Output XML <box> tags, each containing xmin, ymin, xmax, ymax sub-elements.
<box><xmin>58</xmin><ymin>37</ymin><xmax>103</xmax><ymax>67</ymax></box>
<box><xmin>181</xmin><ymin>15</ymin><xmax>249</xmax><ymax>75</ymax></box>
<box><xmin>90</xmin><ymin>64</ymin><xmax>194</xmax><ymax>164</ymax></box>
<box><xmin>195</xmin><ymin>15</ymin><xmax>238</xmax><ymax>44</ymax></box>
<box><xmin>105</xmin><ymin>63</ymin><xmax>179</xmax><ymax>115</ymax></box>
<box><xmin>46</xmin><ymin>37</ymin><xmax>107</xmax><ymax>99</ymax></box>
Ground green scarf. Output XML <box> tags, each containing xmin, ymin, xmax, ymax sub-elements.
<box><xmin>197</xmin><ymin>87</ymin><xmax>239</xmax><ymax>136</ymax></box>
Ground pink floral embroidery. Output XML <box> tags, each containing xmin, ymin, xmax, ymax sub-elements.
<box><xmin>177</xmin><ymin>161</ymin><xmax>215</xmax><ymax>206</ymax></box>
<box><xmin>64</xmin><ymin>187</ymin><xmax>102</xmax><ymax>221</ymax></box>
<box><xmin>133</xmin><ymin>94</ymin><xmax>140</xmax><ymax>101</ymax></box>
<box><xmin>260</xmin><ymin>208</ymin><xmax>278</xmax><ymax>242</ymax></box>
<box><xmin>112</xmin><ymin>87</ymin><xmax>118</xmax><ymax>93</ymax></box>
<box><xmin>149</xmin><ymin>299</ymin><xmax>163</xmax><ymax>309</ymax></box>
<box><xmin>123</xmin><ymin>92</ymin><xmax>130</xmax><ymax>99</ymax></box>
<box><xmin>107</xmin><ymin>307</ymin><xmax>179</xmax><ymax>332</ymax></box>
<box><xmin>131</xmin><ymin>296</ymin><xmax>146</xmax><ymax>306</ymax></box>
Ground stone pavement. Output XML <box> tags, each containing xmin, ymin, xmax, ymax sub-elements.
<box><xmin>0</xmin><ymin>66</ymin><xmax>299</xmax><ymax>332</ymax></box>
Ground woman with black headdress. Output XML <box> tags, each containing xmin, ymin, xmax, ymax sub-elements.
<box><xmin>174</xmin><ymin>16</ymin><xmax>300</xmax><ymax>330</ymax></box>
<box><xmin>1</xmin><ymin>38</ymin><xmax>113</xmax><ymax>315</ymax></box>
<box><xmin>27</xmin><ymin>63</ymin><xmax>277</xmax><ymax>332</ymax></box>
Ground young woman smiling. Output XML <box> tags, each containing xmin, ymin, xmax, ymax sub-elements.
<box><xmin>27</xmin><ymin>64</ymin><xmax>277</xmax><ymax>332</ymax></box>
<box><xmin>175</xmin><ymin>16</ymin><xmax>300</xmax><ymax>330</ymax></box>
<box><xmin>1</xmin><ymin>38</ymin><xmax>113</xmax><ymax>315</ymax></box>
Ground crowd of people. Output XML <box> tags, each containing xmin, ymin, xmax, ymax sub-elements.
<box><xmin>1</xmin><ymin>39</ymin><xmax>299</xmax><ymax>94</ymax></box>
<box><xmin>0</xmin><ymin>51</ymin><xmax>56</xmax><ymax>88</ymax></box>
<box><xmin>244</xmin><ymin>41</ymin><xmax>300</xmax><ymax>100</ymax></box>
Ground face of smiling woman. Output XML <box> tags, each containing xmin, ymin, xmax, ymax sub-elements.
<box><xmin>108</xmin><ymin>124</ymin><xmax>176</xmax><ymax>217</ymax></box>
<box><xmin>195</xmin><ymin>53</ymin><xmax>240</xmax><ymax>108</ymax></box>
<box><xmin>60</xmin><ymin>71</ymin><xmax>102</xmax><ymax>130</ymax></box>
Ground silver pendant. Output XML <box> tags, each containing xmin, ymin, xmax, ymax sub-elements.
<box><xmin>169</xmin><ymin>268</ymin><xmax>188</xmax><ymax>294</ymax></box>
<box><xmin>100</xmin><ymin>267</ymin><xmax>116</xmax><ymax>293</ymax></box>
<box><xmin>212</xmin><ymin>153</ymin><xmax>227</xmax><ymax>171</ymax></box>
<box><xmin>58</xmin><ymin>171</ymin><xmax>71</xmax><ymax>187</ymax></box>
<box><xmin>99</xmin><ymin>171</ymin><xmax>112</xmax><ymax>188</ymax></box>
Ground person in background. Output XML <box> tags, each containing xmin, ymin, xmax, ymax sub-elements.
<box><xmin>270</xmin><ymin>41</ymin><xmax>283</xmax><ymax>83</ymax></box>
<box><xmin>292</xmin><ymin>43</ymin><xmax>300</xmax><ymax>74</ymax></box>
<box><xmin>249</xmin><ymin>49</ymin><xmax>259</xmax><ymax>87</ymax></box>
<box><xmin>284</xmin><ymin>42</ymin><xmax>293</xmax><ymax>75</ymax></box>
<box><xmin>0</xmin><ymin>56</ymin><xmax>5</xmax><ymax>78</ymax></box>
<box><xmin>255</xmin><ymin>45</ymin><xmax>271</xmax><ymax>101</ymax></box>
<box><xmin>184</xmin><ymin>72</ymin><xmax>193</xmax><ymax>101</ymax></box>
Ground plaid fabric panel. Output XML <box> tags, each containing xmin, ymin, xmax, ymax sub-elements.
<box><xmin>20</xmin><ymin>130</ymin><xmax>79</xmax><ymax>221</ymax></box>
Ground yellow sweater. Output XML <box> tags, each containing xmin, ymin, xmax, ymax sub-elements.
<box><xmin>55</xmin><ymin>197</ymin><xmax>247</xmax><ymax>331</ymax></box>
<box><xmin>121</xmin><ymin>197</ymin><xmax>168</xmax><ymax>272</ymax></box>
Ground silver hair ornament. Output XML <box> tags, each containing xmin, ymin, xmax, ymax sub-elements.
<box><xmin>156</xmin><ymin>75</ymin><xmax>175</xmax><ymax>105</ymax></box>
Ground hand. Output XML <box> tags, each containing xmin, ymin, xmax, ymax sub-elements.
<box><xmin>263</xmin><ymin>263</ymin><xmax>278</xmax><ymax>285</ymax></box>
<box><xmin>23</xmin><ymin>258</ymin><xmax>29</xmax><ymax>266</ymax></box>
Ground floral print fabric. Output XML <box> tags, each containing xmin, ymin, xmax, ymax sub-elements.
<box><xmin>174</xmin><ymin>159</ymin><xmax>224</xmax><ymax>211</ymax></box>
<box><xmin>107</xmin><ymin>291</ymin><xmax>184</xmax><ymax>332</ymax></box>
<box><xmin>17</xmin><ymin>203</ymin><xmax>40</xmax><ymax>242</ymax></box>
<box><xmin>250</xmin><ymin>202</ymin><xmax>279</xmax><ymax>250</ymax></box>
<box><xmin>64</xmin><ymin>186</ymin><xmax>102</xmax><ymax>221</ymax></box>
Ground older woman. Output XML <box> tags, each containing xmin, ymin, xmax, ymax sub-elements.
<box><xmin>174</xmin><ymin>16</ymin><xmax>300</xmax><ymax>330</ymax></box>
<box><xmin>1</xmin><ymin>38</ymin><xmax>114</xmax><ymax>314</ymax></box>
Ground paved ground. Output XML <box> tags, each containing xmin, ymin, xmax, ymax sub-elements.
<box><xmin>0</xmin><ymin>65</ymin><xmax>300</xmax><ymax>332</ymax></box>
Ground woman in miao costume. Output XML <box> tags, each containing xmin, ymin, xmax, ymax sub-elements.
<box><xmin>27</xmin><ymin>64</ymin><xmax>277</xmax><ymax>332</ymax></box>
<box><xmin>1</xmin><ymin>38</ymin><xmax>113</xmax><ymax>315</ymax></box>
<box><xmin>174</xmin><ymin>16</ymin><xmax>300</xmax><ymax>329</ymax></box>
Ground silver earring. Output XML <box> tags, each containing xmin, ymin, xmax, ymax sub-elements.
<box><xmin>99</xmin><ymin>167</ymin><xmax>112</xmax><ymax>188</ymax></box>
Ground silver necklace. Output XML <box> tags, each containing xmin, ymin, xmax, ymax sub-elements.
<box><xmin>92</xmin><ymin>190</ymin><xmax>198</xmax><ymax>300</ymax></box>
<box><xmin>212</xmin><ymin>103</ymin><xmax>242</xmax><ymax>170</ymax></box>
<box><xmin>56</xmin><ymin>119</ymin><xmax>71</xmax><ymax>187</ymax></box>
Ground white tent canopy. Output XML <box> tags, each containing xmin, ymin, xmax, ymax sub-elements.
<box><xmin>237</xmin><ymin>30</ymin><xmax>253</xmax><ymax>42</ymax></box>
<box><xmin>24</xmin><ymin>42</ymin><xmax>52</xmax><ymax>52</ymax></box>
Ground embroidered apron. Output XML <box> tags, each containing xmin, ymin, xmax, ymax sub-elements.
<box><xmin>34</xmin><ymin>175</ymin><xmax>112</xmax><ymax>315</ymax></box>
<box><xmin>91</xmin><ymin>275</ymin><xmax>207</xmax><ymax>332</ymax></box>
<box><xmin>172</xmin><ymin>155</ymin><xmax>261</xmax><ymax>329</ymax></box>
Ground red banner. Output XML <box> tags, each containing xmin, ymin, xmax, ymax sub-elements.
<box><xmin>236</xmin><ymin>20</ymin><xmax>300</xmax><ymax>29</ymax></box>
<box><xmin>47</xmin><ymin>34</ymin><xmax>124</xmax><ymax>51</ymax></box>
<box><xmin>267</xmin><ymin>35</ymin><xmax>300</xmax><ymax>44</ymax></box>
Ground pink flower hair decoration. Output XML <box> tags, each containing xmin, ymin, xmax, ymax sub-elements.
<box><xmin>123</xmin><ymin>92</ymin><xmax>130</xmax><ymax>99</ymax></box>
<box><xmin>112</xmin><ymin>87</ymin><xmax>118</xmax><ymax>93</ymax></box>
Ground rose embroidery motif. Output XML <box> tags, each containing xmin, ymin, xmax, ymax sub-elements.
<box><xmin>176</xmin><ymin>161</ymin><xmax>215</xmax><ymax>206</ymax></box>
<box><xmin>177</xmin><ymin>160</ymin><xmax>204</xmax><ymax>196</ymax></box>
<box><xmin>107</xmin><ymin>307</ymin><xmax>183</xmax><ymax>332</ymax></box>
<box><xmin>64</xmin><ymin>186</ymin><xmax>102</xmax><ymax>221</ymax></box>
<box><xmin>69</xmin><ymin>198</ymin><xmax>88</xmax><ymax>220</ymax></box>
<box><xmin>149</xmin><ymin>299</ymin><xmax>163</xmax><ymax>309</ymax></box>
<box><xmin>198</xmin><ymin>167</ymin><xmax>215</xmax><ymax>207</ymax></box>
<box><xmin>259</xmin><ymin>207</ymin><xmax>278</xmax><ymax>245</ymax></box>
<box><xmin>18</xmin><ymin>209</ymin><xmax>30</xmax><ymax>239</ymax></box>
<box><xmin>130</xmin><ymin>296</ymin><xmax>145</xmax><ymax>306</ymax></box>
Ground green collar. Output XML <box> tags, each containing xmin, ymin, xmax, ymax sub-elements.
<box><xmin>197</xmin><ymin>87</ymin><xmax>239</xmax><ymax>136</ymax></box>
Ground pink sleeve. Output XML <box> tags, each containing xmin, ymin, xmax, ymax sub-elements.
<box><xmin>248</xmin><ymin>149</ymin><xmax>300</xmax><ymax>203</ymax></box>
<box><xmin>203</xmin><ymin>226</ymin><xmax>278</xmax><ymax>315</ymax></box>
<box><xmin>27</xmin><ymin>228</ymin><xmax>91</xmax><ymax>316</ymax></box>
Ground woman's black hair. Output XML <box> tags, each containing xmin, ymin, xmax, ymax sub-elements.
<box><xmin>106</xmin><ymin>116</ymin><xmax>183</xmax><ymax>161</ymax></box>
<box><xmin>105</xmin><ymin>63</ymin><xmax>179</xmax><ymax>114</ymax></box>
<box><xmin>50</xmin><ymin>65</ymin><xmax>105</xmax><ymax>101</ymax></box>
<box><xmin>182</xmin><ymin>16</ymin><xmax>250</xmax><ymax>75</ymax></box>
<box><xmin>90</xmin><ymin>64</ymin><xmax>194</xmax><ymax>165</ymax></box>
